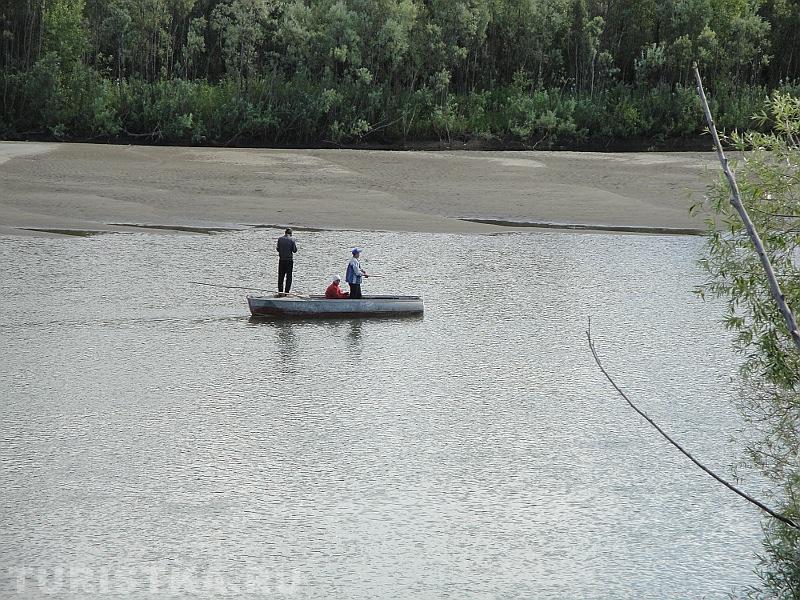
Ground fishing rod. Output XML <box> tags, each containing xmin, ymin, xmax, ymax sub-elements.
<box><xmin>189</xmin><ymin>281</ymin><xmax>272</xmax><ymax>292</ymax></box>
<box><xmin>189</xmin><ymin>281</ymin><xmax>310</xmax><ymax>298</ymax></box>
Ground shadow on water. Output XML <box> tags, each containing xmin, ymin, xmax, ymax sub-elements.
<box><xmin>246</xmin><ymin>315</ymin><xmax>424</xmax><ymax>327</ymax></box>
<box><xmin>246</xmin><ymin>318</ymin><xmax>358</xmax><ymax>365</ymax></box>
<box><xmin>347</xmin><ymin>319</ymin><xmax>363</xmax><ymax>353</ymax></box>
<box><xmin>246</xmin><ymin>315</ymin><xmax>422</xmax><ymax>360</ymax></box>
<box><xmin>274</xmin><ymin>320</ymin><xmax>298</xmax><ymax>366</ymax></box>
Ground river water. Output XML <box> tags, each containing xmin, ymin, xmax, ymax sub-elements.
<box><xmin>0</xmin><ymin>229</ymin><xmax>764</xmax><ymax>598</ymax></box>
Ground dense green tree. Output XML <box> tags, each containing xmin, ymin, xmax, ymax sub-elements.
<box><xmin>762</xmin><ymin>0</ymin><xmax>800</xmax><ymax>84</ymax></box>
<box><xmin>210</xmin><ymin>0</ymin><xmax>275</xmax><ymax>82</ymax></box>
<box><xmin>42</xmin><ymin>0</ymin><xmax>86</xmax><ymax>65</ymax></box>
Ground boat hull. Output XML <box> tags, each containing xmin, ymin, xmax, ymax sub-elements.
<box><xmin>247</xmin><ymin>295</ymin><xmax>424</xmax><ymax>318</ymax></box>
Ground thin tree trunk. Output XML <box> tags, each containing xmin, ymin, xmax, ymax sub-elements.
<box><xmin>693</xmin><ymin>64</ymin><xmax>800</xmax><ymax>353</ymax></box>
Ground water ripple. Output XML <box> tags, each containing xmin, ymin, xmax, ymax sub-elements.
<box><xmin>0</xmin><ymin>229</ymin><xmax>760</xmax><ymax>599</ymax></box>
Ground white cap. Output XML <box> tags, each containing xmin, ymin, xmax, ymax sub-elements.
<box><xmin>332</xmin><ymin>275</ymin><xmax>341</xmax><ymax>281</ymax></box>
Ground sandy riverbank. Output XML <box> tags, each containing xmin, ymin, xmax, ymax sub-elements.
<box><xmin>0</xmin><ymin>141</ymin><xmax>716</xmax><ymax>236</ymax></box>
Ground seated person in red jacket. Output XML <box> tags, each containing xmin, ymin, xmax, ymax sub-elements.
<box><xmin>325</xmin><ymin>275</ymin><xmax>349</xmax><ymax>299</ymax></box>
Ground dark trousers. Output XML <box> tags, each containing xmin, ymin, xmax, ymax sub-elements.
<box><xmin>348</xmin><ymin>283</ymin><xmax>362</xmax><ymax>299</ymax></box>
<box><xmin>278</xmin><ymin>259</ymin><xmax>293</xmax><ymax>293</ymax></box>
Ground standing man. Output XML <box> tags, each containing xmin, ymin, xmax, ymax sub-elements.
<box><xmin>276</xmin><ymin>228</ymin><xmax>298</xmax><ymax>293</ymax></box>
<box><xmin>345</xmin><ymin>248</ymin><xmax>369</xmax><ymax>299</ymax></box>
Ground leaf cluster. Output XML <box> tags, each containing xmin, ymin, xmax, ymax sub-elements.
<box><xmin>697</xmin><ymin>91</ymin><xmax>800</xmax><ymax>597</ymax></box>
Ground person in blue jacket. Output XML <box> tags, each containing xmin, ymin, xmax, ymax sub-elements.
<box><xmin>345</xmin><ymin>248</ymin><xmax>369</xmax><ymax>298</ymax></box>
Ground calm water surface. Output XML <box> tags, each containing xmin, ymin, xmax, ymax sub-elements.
<box><xmin>0</xmin><ymin>229</ymin><xmax>764</xmax><ymax>598</ymax></box>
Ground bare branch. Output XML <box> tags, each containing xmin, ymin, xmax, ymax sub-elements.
<box><xmin>750</xmin><ymin>205</ymin><xmax>800</xmax><ymax>220</ymax></box>
<box><xmin>587</xmin><ymin>323</ymin><xmax>800</xmax><ymax>531</ymax></box>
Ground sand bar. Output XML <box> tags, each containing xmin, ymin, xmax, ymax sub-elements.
<box><xmin>0</xmin><ymin>142</ymin><xmax>59</xmax><ymax>165</ymax></box>
<box><xmin>0</xmin><ymin>142</ymin><xmax>716</xmax><ymax>236</ymax></box>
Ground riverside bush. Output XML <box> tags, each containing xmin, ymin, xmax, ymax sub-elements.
<box><xmin>1</xmin><ymin>65</ymin><xmax>792</xmax><ymax>147</ymax></box>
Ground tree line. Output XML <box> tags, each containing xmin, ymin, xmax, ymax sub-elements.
<box><xmin>1</xmin><ymin>0</ymin><xmax>799</xmax><ymax>146</ymax></box>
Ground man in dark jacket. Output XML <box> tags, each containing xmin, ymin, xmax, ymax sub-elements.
<box><xmin>276</xmin><ymin>228</ymin><xmax>298</xmax><ymax>293</ymax></box>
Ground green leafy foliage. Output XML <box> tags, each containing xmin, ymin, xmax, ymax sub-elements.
<box><xmin>0</xmin><ymin>0</ymin><xmax>794</xmax><ymax>144</ymax></box>
<box><xmin>697</xmin><ymin>92</ymin><xmax>800</xmax><ymax>597</ymax></box>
